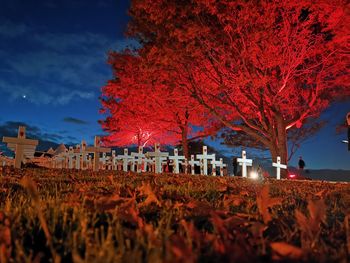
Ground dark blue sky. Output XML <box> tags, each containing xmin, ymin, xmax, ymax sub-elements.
<box><xmin>0</xmin><ymin>0</ymin><xmax>131</xmax><ymax>141</ymax></box>
<box><xmin>0</xmin><ymin>0</ymin><xmax>349</xmax><ymax>170</ymax></box>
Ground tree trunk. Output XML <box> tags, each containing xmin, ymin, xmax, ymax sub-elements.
<box><xmin>181</xmin><ymin>126</ymin><xmax>189</xmax><ymax>159</ymax></box>
<box><xmin>269</xmin><ymin>116</ymin><xmax>288</xmax><ymax>178</ymax></box>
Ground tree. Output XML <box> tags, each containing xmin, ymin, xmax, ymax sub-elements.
<box><xmin>100</xmin><ymin>52</ymin><xmax>177</xmax><ymax>147</ymax></box>
<box><xmin>100</xmin><ymin>50</ymin><xmax>217</xmax><ymax>157</ymax></box>
<box><xmin>128</xmin><ymin>0</ymin><xmax>350</xmax><ymax>166</ymax></box>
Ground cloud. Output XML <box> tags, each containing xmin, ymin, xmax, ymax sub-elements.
<box><xmin>0</xmin><ymin>26</ymin><xmax>113</xmax><ymax>105</ymax></box>
<box><xmin>0</xmin><ymin>121</ymin><xmax>73</xmax><ymax>153</ymax></box>
<box><xmin>32</xmin><ymin>32</ymin><xmax>111</xmax><ymax>52</ymax></box>
<box><xmin>63</xmin><ymin>117</ymin><xmax>89</xmax><ymax>125</ymax></box>
<box><xmin>0</xmin><ymin>20</ymin><xmax>29</xmax><ymax>38</ymax></box>
<box><xmin>0</xmin><ymin>16</ymin><xmax>141</xmax><ymax>106</ymax></box>
<box><xmin>0</xmin><ymin>121</ymin><xmax>64</xmax><ymax>141</ymax></box>
<box><xmin>0</xmin><ymin>79</ymin><xmax>95</xmax><ymax>105</ymax></box>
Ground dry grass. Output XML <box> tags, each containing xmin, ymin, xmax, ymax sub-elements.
<box><xmin>0</xmin><ymin>166</ymin><xmax>349</xmax><ymax>262</ymax></box>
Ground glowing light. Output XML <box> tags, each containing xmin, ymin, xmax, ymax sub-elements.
<box><xmin>22</xmin><ymin>95</ymin><xmax>26</xmax><ymax>99</ymax></box>
<box><xmin>250</xmin><ymin>171</ymin><xmax>259</xmax><ymax>179</ymax></box>
<box><xmin>289</xmin><ymin>174</ymin><xmax>296</xmax><ymax>179</ymax></box>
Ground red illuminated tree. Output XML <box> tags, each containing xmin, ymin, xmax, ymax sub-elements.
<box><xmin>100</xmin><ymin>51</ymin><xmax>217</xmax><ymax>157</ymax></box>
<box><xmin>128</xmin><ymin>0</ymin><xmax>350</xmax><ymax>165</ymax></box>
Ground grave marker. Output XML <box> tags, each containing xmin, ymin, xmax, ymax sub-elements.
<box><xmin>196</xmin><ymin>146</ymin><xmax>215</xmax><ymax>175</ymax></box>
<box><xmin>111</xmin><ymin>150</ymin><xmax>118</xmax><ymax>170</ymax></box>
<box><xmin>237</xmin><ymin>151</ymin><xmax>252</xmax><ymax>178</ymax></box>
<box><xmin>211</xmin><ymin>158</ymin><xmax>227</xmax><ymax>176</ymax></box>
<box><xmin>2</xmin><ymin>126</ymin><xmax>39</xmax><ymax>168</ymax></box>
<box><xmin>85</xmin><ymin>136</ymin><xmax>111</xmax><ymax>172</ymax></box>
<box><xmin>131</xmin><ymin>146</ymin><xmax>145</xmax><ymax>173</ymax></box>
<box><xmin>272</xmin><ymin>156</ymin><xmax>287</xmax><ymax>180</ymax></box>
<box><xmin>146</xmin><ymin>143</ymin><xmax>169</xmax><ymax>174</ymax></box>
<box><xmin>188</xmin><ymin>155</ymin><xmax>200</xmax><ymax>175</ymax></box>
<box><xmin>100</xmin><ymin>152</ymin><xmax>110</xmax><ymax>170</ymax></box>
<box><xmin>169</xmin><ymin>148</ymin><xmax>185</xmax><ymax>174</ymax></box>
<box><xmin>117</xmin><ymin>148</ymin><xmax>132</xmax><ymax>172</ymax></box>
<box><xmin>143</xmin><ymin>157</ymin><xmax>154</xmax><ymax>172</ymax></box>
<box><xmin>79</xmin><ymin>140</ymin><xmax>90</xmax><ymax>170</ymax></box>
<box><xmin>73</xmin><ymin>144</ymin><xmax>84</xmax><ymax>170</ymax></box>
<box><xmin>67</xmin><ymin>146</ymin><xmax>75</xmax><ymax>169</ymax></box>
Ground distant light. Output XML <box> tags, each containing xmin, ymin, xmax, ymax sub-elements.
<box><xmin>289</xmin><ymin>174</ymin><xmax>296</xmax><ymax>179</ymax></box>
<box><xmin>250</xmin><ymin>171</ymin><xmax>259</xmax><ymax>179</ymax></box>
<box><xmin>22</xmin><ymin>95</ymin><xmax>26</xmax><ymax>99</ymax></box>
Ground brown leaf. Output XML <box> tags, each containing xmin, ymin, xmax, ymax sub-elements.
<box><xmin>138</xmin><ymin>183</ymin><xmax>161</xmax><ymax>207</ymax></box>
<box><xmin>295</xmin><ymin>210</ymin><xmax>308</xmax><ymax>233</ymax></box>
<box><xmin>308</xmin><ymin>199</ymin><xmax>326</xmax><ymax>223</ymax></box>
<box><xmin>20</xmin><ymin>176</ymin><xmax>39</xmax><ymax>202</ymax></box>
<box><xmin>256</xmin><ymin>186</ymin><xmax>282</xmax><ymax>224</ymax></box>
<box><xmin>223</xmin><ymin>194</ymin><xmax>243</xmax><ymax>208</ymax></box>
<box><xmin>186</xmin><ymin>201</ymin><xmax>197</xmax><ymax>209</ymax></box>
<box><xmin>271</xmin><ymin>242</ymin><xmax>303</xmax><ymax>259</ymax></box>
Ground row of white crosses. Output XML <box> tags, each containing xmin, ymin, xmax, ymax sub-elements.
<box><xmin>0</xmin><ymin>128</ymin><xmax>228</xmax><ymax>177</ymax></box>
<box><xmin>2</xmin><ymin>126</ymin><xmax>286</xmax><ymax>179</ymax></box>
<box><xmin>237</xmin><ymin>150</ymin><xmax>287</xmax><ymax>179</ymax></box>
<box><xmin>89</xmin><ymin>143</ymin><xmax>225</xmax><ymax>176</ymax></box>
<box><xmin>53</xmin><ymin>137</ymin><xmax>111</xmax><ymax>172</ymax></box>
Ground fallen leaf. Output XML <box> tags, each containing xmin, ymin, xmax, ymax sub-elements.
<box><xmin>271</xmin><ymin>242</ymin><xmax>303</xmax><ymax>259</ymax></box>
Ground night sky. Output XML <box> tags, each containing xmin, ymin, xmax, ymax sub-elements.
<box><xmin>0</xmin><ymin>0</ymin><xmax>349</xmax><ymax>170</ymax></box>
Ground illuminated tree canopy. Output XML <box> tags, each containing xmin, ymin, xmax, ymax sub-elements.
<box><xmin>100</xmin><ymin>51</ymin><xmax>219</xmax><ymax>157</ymax></box>
<box><xmin>101</xmin><ymin>0</ymin><xmax>349</xmax><ymax>165</ymax></box>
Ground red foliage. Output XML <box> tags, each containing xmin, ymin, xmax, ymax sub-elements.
<box><xmin>126</xmin><ymin>0</ymin><xmax>350</xmax><ymax>164</ymax></box>
<box><xmin>100</xmin><ymin>51</ymin><xmax>219</xmax><ymax>156</ymax></box>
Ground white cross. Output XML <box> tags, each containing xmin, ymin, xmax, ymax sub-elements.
<box><xmin>86</xmin><ymin>155</ymin><xmax>93</xmax><ymax>170</ymax></box>
<box><xmin>146</xmin><ymin>143</ymin><xmax>169</xmax><ymax>174</ymax></box>
<box><xmin>67</xmin><ymin>146</ymin><xmax>75</xmax><ymax>169</ymax></box>
<box><xmin>2</xmin><ymin>126</ymin><xmax>39</xmax><ymax>169</ymax></box>
<box><xmin>85</xmin><ymin>136</ymin><xmax>111</xmax><ymax>172</ymax></box>
<box><xmin>272</xmin><ymin>156</ymin><xmax>287</xmax><ymax>180</ymax></box>
<box><xmin>188</xmin><ymin>155</ymin><xmax>200</xmax><ymax>175</ymax></box>
<box><xmin>237</xmin><ymin>151</ymin><xmax>252</xmax><ymax>178</ymax></box>
<box><xmin>211</xmin><ymin>158</ymin><xmax>227</xmax><ymax>176</ymax></box>
<box><xmin>111</xmin><ymin>150</ymin><xmax>118</xmax><ymax>170</ymax></box>
<box><xmin>100</xmin><ymin>152</ymin><xmax>110</xmax><ymax>170</ymax></box>
<box><xmin>54</xmin><ymin>154</ymin><xmax>66</xmax><ymax>169</ymax></box>
<box><xmin>72</xmin><ymin>144</ymin><xmax>82</xmax><ymax>170</ymax></box>
<box><xmin>196</xmin><ymin>146</ymin><xmax>215</xmax><ymax>175</ymax></box>
<box><xmin>117</xmin><ymin>148</ymin><xmax>133</xmax><ymax>172</ymax></box>
<box><xmin>79</xmin><ymin>140</ymin><xmax>91</xmax><ymax>170</ymax></box>
<box><xmin>169</xmin><ymin>148</ymin><xmax>186</xmax><ymax>174</ymax></box>
<box><xmin>131</xmin><ymin>146</ymin><xmax>145</xmax><ymax>173</ymax></box>
<box><xmin>54</xmin><ymin>148</ymin><xmax>68</xmax><ymax>169</ymax></box>
<box><xmin>143</xmin><ymin>157</ymin><xmax>154</xmax><ymax>172</ymax></box>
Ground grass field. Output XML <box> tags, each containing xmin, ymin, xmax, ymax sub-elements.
<box><xmin>0</xmin><ymin>167</ymin><xmax>350</xmax><ymax>262</ymax></box>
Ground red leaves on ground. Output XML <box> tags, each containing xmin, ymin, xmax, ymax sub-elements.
<box><xmin>256</xmin><ymin>185</ymin><xmax>282</xmax><ymax>224</ymax></box>
<box><xmin>137</xmin><ymin>183</ymin><xmax>161</xmax><ymax>207</ymax></box>
<box><xmin>0</xmin><ymin>212</ymin><xmax>11</xmax><ymax>263</ymax></box>
<box><xmin>295</xmin><ymin>199</ymin><xmax>326</xmax><ymax>248</ymax></box>
<box><xmin>2</xmin><ymin>169</ymin><xmax>350</xmax><ymax>262</ymax></box>
<box><xmin>270</xmin><ymin>242</ymin><xmax>303</xmax><ymax>260</ymax></box>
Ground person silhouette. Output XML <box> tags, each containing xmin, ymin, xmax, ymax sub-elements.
<box><xmin>298</xmin><ymin>156</ymin><xmax>306</xmax><ymax>170</ymax></box>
